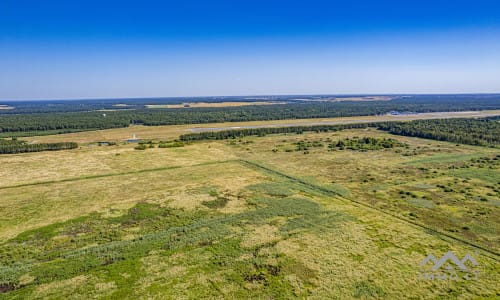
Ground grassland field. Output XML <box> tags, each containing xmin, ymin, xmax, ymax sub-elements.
<box><xmin>0</xmin><ymin>115</ymin><xmax>499</xmax><ymax>299</ymax></box>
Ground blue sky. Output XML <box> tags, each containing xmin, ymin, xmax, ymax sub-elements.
<box><xmin>1</xmin><ymin>0</ymin><xmax>500</xmax><ymax>100</ymax></box>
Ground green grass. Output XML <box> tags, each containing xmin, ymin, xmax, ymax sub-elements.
<box><xmin>246</xmin><ymin>182</ymin><xmax>296</xmax><ymax>197</ymax></box>
<box><xmin>404</xmin><ymin>153</ymin><xmax>486</xmax><ymax>165</ymax></box>
<box><xmin>202</xmin><ymin>197</ymin><xmax>229</xmax><ymax>209</ymax></box>
<box><xmin>353</xmin><ymin>281</ymin><xmax>386</xmax><ymax>298</ymax></box>
<box><xmin>450</xmin><ymin>168</ymin><xmax>500</xmax><ymax>184</ymax></box>
<box><xmin>407</xmin><ymin>198</ymin><xmax>435</xmax><ymax>209</ymax></box>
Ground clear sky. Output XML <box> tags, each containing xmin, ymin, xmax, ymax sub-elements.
<box><xmin>1</xmin><ymin>0</ymin><xmax>500</xmax><ymax>100</ymax></box>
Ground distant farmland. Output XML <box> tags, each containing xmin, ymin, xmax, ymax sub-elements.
<box><xmin>146</xmin><ymin>101</ymin><xmax>287</xmax><ymax>109</ymax></box>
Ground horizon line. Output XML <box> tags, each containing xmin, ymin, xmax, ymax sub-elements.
<box><xmin>3</xmin><ymin>92</ymin><xmax>500</xmax><ymax>102</ymax></box>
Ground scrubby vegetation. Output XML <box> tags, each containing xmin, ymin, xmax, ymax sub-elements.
<box><xmin>278</xmin><ymin>136</ymin><xmax>406</xmax><ymax>153</ymax></box>
<box><xmin>328</xmin><ymin>137</ymin><xmax>407</xmax><ymax>151</ymax></box>
<box><xmin>133</xmin><ymin>144</ymin><xmax>147</xmax><ymax>150</ymax></box>
<box><xmin>158</xmin><ymin>141</ymin><xmax>185</xmax><ymax>148</ymax></box>
<box><xmin>133</xmin><ymin>140</ymin><xmax>185</xmax><ymax>150</ymax></box>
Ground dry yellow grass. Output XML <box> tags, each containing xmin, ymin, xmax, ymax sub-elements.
<box><xmin>0</xmin><ymin>161</ymin><xmax>264</xmax><ymax>240</ymax></box>
<box><xmin>165</xmin><ymin>171</ymin><xmax>264</xmax><ymax>212</ymax></box>
<box><xmin>240</xmin><ymin>224</ymin><xmax>280</xmax><ymax>248</ymax></box>
<box><xmin>34</xmin><ymin>275</ymin><xmax>118</xmax><ymax>299</ymax></box>
<box><xmin>139</xmin><ymin>254</ymin><xmax>188</xmax><ymax>291</ymax></box>
<box><xmin>0</xmin><ymin>141</ymin><xmax>235</xmax><ymax>188</ymax></box>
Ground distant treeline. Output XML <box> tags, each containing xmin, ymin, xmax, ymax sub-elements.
<box><xmin>180</xmin><ymin>123</ymin><xmax>378</xmax><ymax>141</ymax></box>
<box><xmin>2</xmin><ymin>94</ymin><xmax>499</xmax><ymax>114</ymax></box>
<box><xmin>180</xmin><ymin>117</ymin><xmax>500</xmax><ymax>147</ymax></box>
<box><xmin>0</xmin><ymin>96</ymin><xmax>276</xmax><ymax>114</ymax></box>
<box><xmin>377</xmin><ymin>117</ymin><xmax>500</xmax><ymax>147</ymax></box>
<box><xmin>1</xmin><ymin>96</ymin><xmax>500</xmax><ymax>137</ymax></box>
<box><xmin>0</xmin><ymin>139</ymin><xmax>78</xmax><ymax>154</ymax></box>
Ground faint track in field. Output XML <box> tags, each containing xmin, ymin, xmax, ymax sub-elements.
<box><xmin>238</xmin><ymin>159</ymin><xmax>500</xmax><ymax>260</ymax></box>
<box><xmin>0</xmin><ymin>160</ymin><xmax>237</xmax><ymax>190</ymax></box>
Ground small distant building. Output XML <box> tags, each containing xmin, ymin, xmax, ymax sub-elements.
<box><xmin>127</xmin><ymin>133</ymin><xmax>140</xmax><ymax>143</ymax></box>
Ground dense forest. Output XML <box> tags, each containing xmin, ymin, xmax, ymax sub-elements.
<box><xmin>1</xmin><ymin>95</ymin><xmax>500</xmax><ymax>137</ymax></box>
<box><xmin>180</xmin><ymin>117</ymin><xmax>500</xmax><ymax>148</ymax></box>
<box><xmin>2</xmin><ymin>94</ymin><xmax>499</xmax><ymax>114</ymax></box>
<box><xmin>0</xmin><ymin>139</ymin><xmax>78</xmax><ymax>154</ymax></box>
<box><xmin>377</xmin><ymin>117</ymin><xmax>500</xmax><ymax>147</ymax></box>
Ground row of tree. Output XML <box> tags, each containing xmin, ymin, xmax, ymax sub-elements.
<box><xmin>377</xmin><ymin>117</ymin><xmax>500</xmax><ymax>147</ymax></box>
<box><xmin>0</xmin><ymin>139</ymin><xmax>78</xmax><ymax>154</ymax></box>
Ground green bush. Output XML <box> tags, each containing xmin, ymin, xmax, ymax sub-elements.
<box><xmin>159</xmin><ymin>141</ymin><xmax>185</xmax><ymax>148</ymax></box>
<box><xmin>134</xmin><ymin>144</ymin><xmax>147</xmax><ymax>150</ymax></box>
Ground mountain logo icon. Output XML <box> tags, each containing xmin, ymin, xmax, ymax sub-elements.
<box><xmin>421</xmin><ymin>251</ymin><xmax>478</xmax><ymax>271</ymax></box>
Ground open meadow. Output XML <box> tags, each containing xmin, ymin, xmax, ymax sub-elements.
<box><xmin>1</xmin><ymin>120</ymin><xmax>499</xmax><ymax>299</ymax></box>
